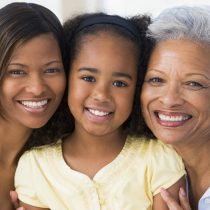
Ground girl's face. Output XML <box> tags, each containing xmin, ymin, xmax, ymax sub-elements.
<box><xmin>141</xmin><ymin>39</ymin><xmax>210</xmax><ymax>146</ymax></box>
<box><xmin>68</xmin><ymin>32</ymin><xmax>138</xmax><ymax>136</ymax></box>
<box><xmin>0</xmin><ymin>33</ymin><xmax>66</xmax><ymax>128</ymax></box>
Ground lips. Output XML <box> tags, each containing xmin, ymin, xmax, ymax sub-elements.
<box><xmin>20</xmin><ymin>100</ymin><xmax>49</xmax><ymax>108</ymax></box>
<box><xmin>88</xmin><ymin>108</ymin><xmax>110</xmax><ymax>117</ymax></box>
<box><xmin>157</xmin><ymin>112</ymin><xmax>191</xmax><ymax>122</ymax></box>
<box><xmin>84</xmin><ymin>107</ymin><xmax>113</xmax><ymax>123</ymax></box>
<box><xmin>155</xmin><ymin>111</ymin><xmax>192</xmax><ymax>127</ymax></box>
<box><xmin>19</xmin><ymin>99</ymin><xmax>49</xmax><ymax>109</ymax></box>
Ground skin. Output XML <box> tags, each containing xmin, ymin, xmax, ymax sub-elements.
<box><xmin>141</xmin><ymin>39</ymin><xmax>210</xmax><ymax>210</ymax></box>
<box><xmin>19</xmin><ymin>32</ymin><xmax>185</xmax><ymax>210</ymax></box>
<box><xmin>0</xmin><ymin>33</ymin><xmax>65</xmax><ymax>210</ymax></box>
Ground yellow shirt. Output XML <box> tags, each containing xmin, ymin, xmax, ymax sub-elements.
<box><xmin>15</xmin><ymin>136</ymin><xmax>185</xmax><ymax>210</ymax></box>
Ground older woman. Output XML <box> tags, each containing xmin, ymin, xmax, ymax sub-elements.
<box><xmin>141</xmin><ymin>5</ymin><xmax>210</xmax><ymax>210</ymax></box>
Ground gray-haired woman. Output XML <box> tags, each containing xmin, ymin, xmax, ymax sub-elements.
<box><xmin>141</xmin><ymin>5</ymin><xmax>210</xmax><ymax>210</ymax></box>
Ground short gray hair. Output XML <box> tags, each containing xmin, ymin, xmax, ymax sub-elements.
<box><xmin>147</xmin><ymin>5</ymin><xmax>210</xmax><ymax>44</ymax></box>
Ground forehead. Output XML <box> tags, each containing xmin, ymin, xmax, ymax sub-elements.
<box><xmin>80</xmin><ymin>30</ymin><xmax>136</xmax><ymax>48</ymax></box>
<box><xmin>10</xmin><ymin>34</ymin><xmax>60</xmax><ymax>60</ymax></box>
<box><xmin>149</xmin><ymin>39</ymin><xmax>210</xmax><ymax>74</ymax></box>
<box><xmin>75</xmin><ymin>32</ymin><xmax>138</xmax><ymax>61</ymax></box>
<box><xmin>70</xmin><ymin>32</ymin><xmax>138</xmax><ymax>78</ymax></box>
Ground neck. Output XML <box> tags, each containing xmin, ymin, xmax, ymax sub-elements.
<box><xmin>174</xmin><ymin>138</ymin><xmax>210</xmax><ymax>176</ymax></box>
<box><xmin>63</xmin><ymin>127</ymin><xmax>127</xmax><ymax>179</ymax></box>
<box><xmin>64</xmin><ymin>127</ymin><xmax>127</xmax><ymax>158</ymax></box>
<box><xmin>0</xmin><ymin>119</ymin><xmax>32</xmax><ymax>166</ymax></box>
<box><xmin>174</xmin><ymin>138</ymin><xmax>210</xmax><ymax>206</ymax></box>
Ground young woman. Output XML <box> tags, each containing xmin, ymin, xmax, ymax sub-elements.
<box><xmin>0</xmin><ymin>3</ymin><xmax>67</xmax><ymax>209</ymax></box>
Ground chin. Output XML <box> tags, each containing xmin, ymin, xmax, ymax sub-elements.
<box><xmin>25</xmin><ymin>120</ymin><xmax>49</xmax><ymax>129</ymax></box>
<box><xmin>157</xmin><ymin>136</ymin><xmax>181</xmax><ymax>145</ymax></box>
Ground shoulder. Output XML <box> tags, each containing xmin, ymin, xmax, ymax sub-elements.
<box><xmin>128</xmin><ymin>136</ymin><xmax>175</xmax><ymax>154</ymax></box>
<box><xmin>128</xmin><ymin>136</ymin><xmax>184</xmax><ymax>167</ymax></box>
<box><xmin>19</xmin><ymin>140</ymin><xmax>62</xmax><ymax>164</ymax></box>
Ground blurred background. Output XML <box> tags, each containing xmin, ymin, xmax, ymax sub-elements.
<box><xmin>0</xmin><ymin>0</ymin><xmax>210</xmax><ymax>22</ymax></box>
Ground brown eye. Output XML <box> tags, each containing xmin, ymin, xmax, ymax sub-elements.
<box><xmin>44</xmin><ymin>68</ymin><xmax>61</xmax><ymax>74</ymax></box>
<box><xmin>7</xmin><ymin>69</ymin><xmax>26</xmax><ymax>76</ymax></box>
<box><xmin>184</xmin><ymin>81</ymin><xmax>207</xmax><ymax>90</ymax></box>
<box><xmin>113</xmin><ymin>81</ymin><xmax>127</xmax><ymax>87</ymax></box>
<box><xmin>82</xmin><ymin>76</ymin><xmax>96</xmax><ymax>82</ymax></box>
<box><xmin>146</xmin><ymin>77</ymin><xmax>164</xmax><ymax>86</ymax></box>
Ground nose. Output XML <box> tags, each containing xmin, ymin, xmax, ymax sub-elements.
<box><xmin>91</xmin><ymin>83</ymin><xmax>111</xmax><ymax>103</ymax></box>
<box><xmin>25</xmin><ymin>74</ymin><xmax>47</xmax><ymax>96</ymax></box>
<box><xmin>159</xmin><ymin>82</ymin><xmax>185</xmax><ymax>108</ymax></box>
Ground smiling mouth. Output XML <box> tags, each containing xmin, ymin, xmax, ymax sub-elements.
<box><xmin>88</xmin><ymin>108</ymin><xmax>111</xmax><ymax>116</ymax></box>
<box><xmin>19</xmin><ymin>100</ymin><xmax>49</xmax><ymax>108</ymax></box>
<box><xmin>156</xmin><ymin>112</ymin><xmax>192</xmax><ymax>122</ymax></box>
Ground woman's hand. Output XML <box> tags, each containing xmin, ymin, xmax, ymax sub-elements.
<box><xmin>160</xmin><ymin>187</ymin><xmax>192</xmax><ymax>210</ymax></box>
<box><xmin>10</xmin><ymin>191</ymin><xmax>25</xmax><ymax>210</ymax></box>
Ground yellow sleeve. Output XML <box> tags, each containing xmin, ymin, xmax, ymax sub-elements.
<box><xmin>148</xmin><ymin>140</ymin><xmax>186</xmax><ymax>195</ymax></box>
<box><xmin>15</xmin><ymin>151</ymin><xmax>48</xmax><ymax>208</ymax></box>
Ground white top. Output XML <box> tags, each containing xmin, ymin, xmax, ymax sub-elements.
<box><xmin>199</xmin><ymin>187</ymin><xmax>210</xmax><ymax>210</ymax></box>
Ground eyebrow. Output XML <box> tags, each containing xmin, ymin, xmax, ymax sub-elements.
<box><xmin>147</xmin><ymin>68</ymin><xmax>165</xmax><ymax>74</ymax></box>
<box><xmin>78</xmin><ymin>67</ymin><xmax>98</xmax><ymax>73</ymax></box>
<box><xmin>8</xmin><ymin>60</ymin><xmax>62</xmax><ymax>67</ymax></box>
<box><xmin>44</xmin><ymin>60</ymin><xmax>63</xmax><ymax>66</ymax></box>
<box><xmin>186</xmin><ymin>73</ymin><xmax>210</xmax><ymax>80</ymax></box>
<box><xmin>148</xmin><ymin>68</ymin><xmax>210</xmax><ymax>81</ymax></box>
<box><xmin>112</xmin><ymin>72</ymin><xmax>133</xmax><ymax>80</ymax></box>
<box><xmin>79</xmin><ymin>67</ymin><xmax>133</xmax><ymax>80</ymax></box>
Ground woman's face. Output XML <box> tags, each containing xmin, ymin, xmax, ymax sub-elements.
<box><xmin>141</xmin><ymin>39</ymin><xmax>210</xmax><ymax>146</ymax></box>
<box><xmin>0</xmin><ymin>33</ymin><xmax>66</xmax><ymax>128</ymax></box>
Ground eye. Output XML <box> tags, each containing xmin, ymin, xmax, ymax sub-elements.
<box><xmin>146</xmin><ymin>77</ymin><xmax>164</xmax><ymax>86</ymax></box>
<box><xmin>184</xmin><ymin>81</ymin><xmax>208</xmax><ymax>90</ymax></box>
<box><xmin>82</xmin><ymin>76</ymin><xmax>96</xmax><ymax>83</ymax></box>
<box><xmin>7</xmin><ymin>69</ymin><xmax>26</xmax><ymax>76</ymax></box>
<box><xmin>44</xmin><ymin>68</ymin><xmax>62</xmax><ymax>74</ymax></box>
<box><xmin>113</xmin><ymin>80</ymin><xmax>127</xmax><ymax>87</ymax></box>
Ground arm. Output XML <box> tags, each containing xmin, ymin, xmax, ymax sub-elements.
<box><xmin>15</xmin><ymin>151</ymin><xmax>50</xmax><ymax>210</ymax></box>
<box><xmin>19</xmin><ymin>201</ymin><xmax>49</xmax><ymax>210</ymax></box>
<box><xmin>10</xmin><ymin>191</ymin><xmax>25</xmax><ymax>210</ymax></box>
<box><xmin>153</xmin><ymin>176</ymin><xmax>187</xmax><ymax>210</ymax></box>
<box><xmin>10</xmin><ymin>191</ymin><xmax>49</xmax><ymax>210</ymax></box>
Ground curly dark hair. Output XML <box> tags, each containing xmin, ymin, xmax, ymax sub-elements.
<box><xmin>62</xmin><ymin>12</ymin><xmax>154</xmax><ymax>137</ymax></box>
<box><xmin>24</xmin><ymin>12</ymin><xmax>155</xmax><ymax>152</ymax></box>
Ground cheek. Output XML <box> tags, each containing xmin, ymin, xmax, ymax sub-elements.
<box><xmin>140</xmin><ymin>87</ymin><xmax>155</xmax><ymax>120</ymax></box>
<box><xmin>193</xmin><ymin>98</ymin><xmax>210</xmax><ymax>114</ymax></box>
<box><xmin>0</xmin><ymin>80</ymin><xmax>22</xmax><ymax>100</ymax></box>
<box><xmin>68</xmin><ymin>81</ymin><xmax>85</xmax><ymax>101</ymax></box>
<box><xmin>140</xmin><ymin>87</ymin><xmax>149</xmax><ymax>110</ymax></box>
<box><xmin>141</xmin><ymin>84</ymin><xmax>159</xmax><ymax>105</ymax></box>
<box><xmin>118</xmin><ymin>88</ymin><xmax>135</xmax><ymax>115</ymax></box>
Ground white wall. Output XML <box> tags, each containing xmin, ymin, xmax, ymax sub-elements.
<box><xmin>0</xmin><ymin>0</ymin><xmax>100</xmax><ymax>22</ymax></box>
<box><xmin>101</xmin><ymin>0</ymin><xmax>210</xmax><ymax>17</ymax></box>
<box><xmin>0</xmin><ymin>0</ymin><xmax>210</xmax><ymax>22</ymax></box>
<box><xmin>61</xmin><ymin>0</ymin><xmax>100</xmax><ymax>22</ymax></box>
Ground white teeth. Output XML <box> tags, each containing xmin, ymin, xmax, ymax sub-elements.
<box><xmin>88</xmin><ymin>109</ymin><xmax>109</xmax><ymax>116</ymax></box>
<box><xmin>21</xmin><ymin>100</ymin><xmax>48</xmax><ymax>108</ymax></box>
<box><xmin>158</xmin><ymin>113</ymin><xmax>190</xmax><ymax>122</ymax></box>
